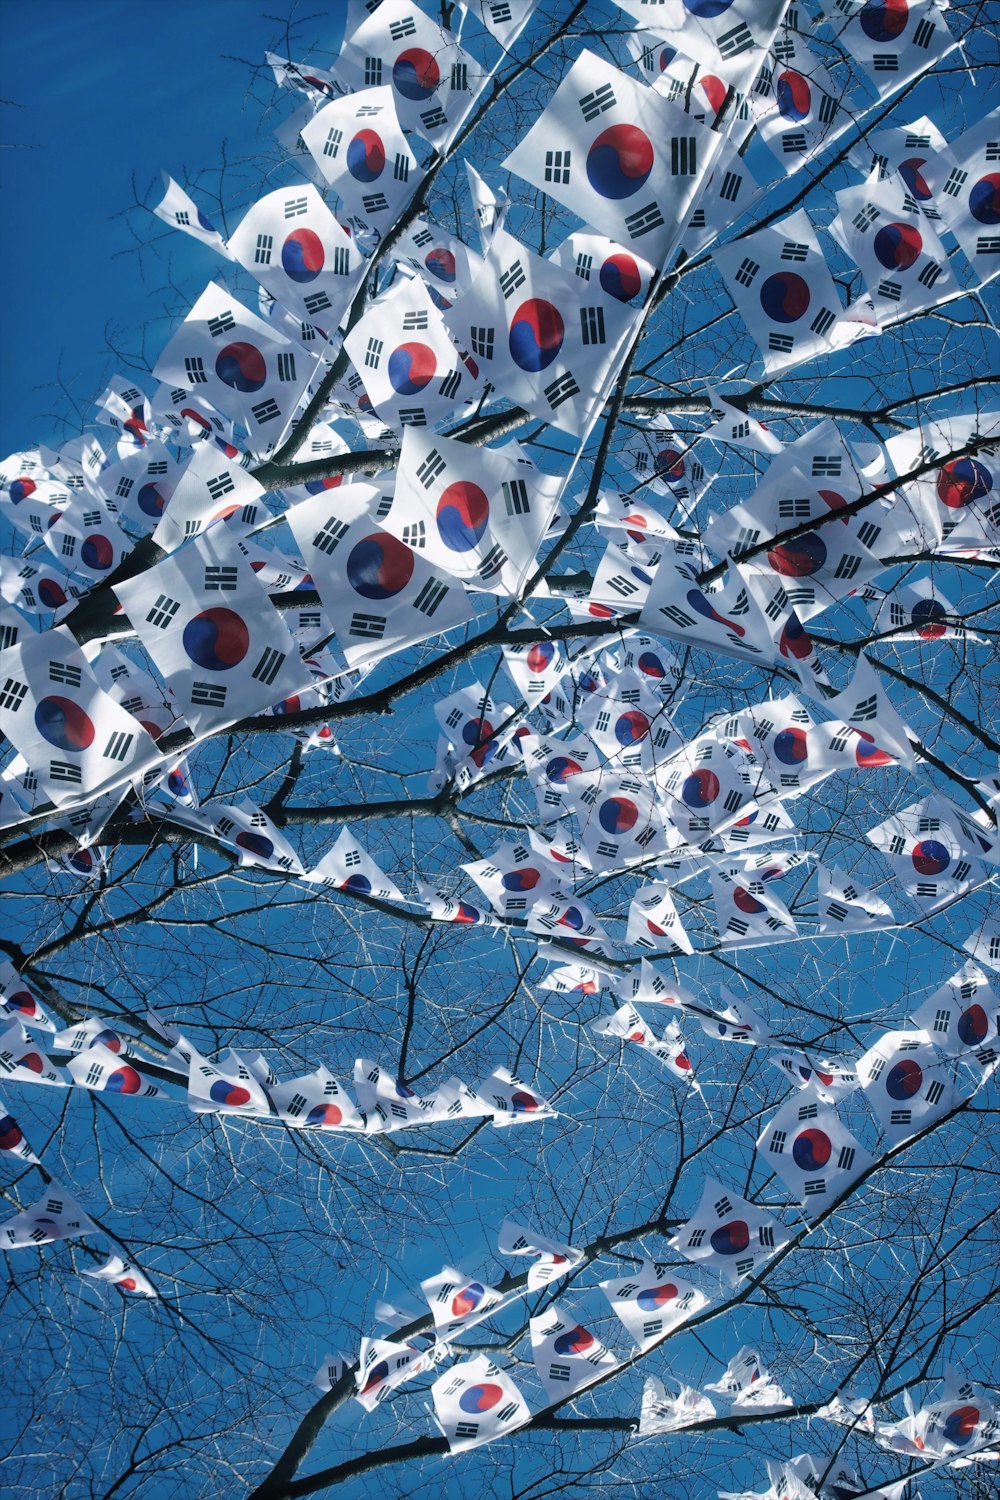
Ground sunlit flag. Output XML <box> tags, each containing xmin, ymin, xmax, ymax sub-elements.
<box><xmin>867</xmin><ymin>794</ymin><xmax>987</xmax><ymax>911</ymax></box>
<box><xmin>0</xmin><ymin>1093</ymin><xmax>39</xmax><ymax>1163</ymax></box>
<box><xmin>883</xmin><ymin>408</ymin><xmax>1000</xmax><ymax>557</ymax></box>
<box><xmin>0</xmin><ymin>1184</ymin><xmax>99</xmax><ymax>1251</ymax></box>
<box><xmin>199</xmin><ymin>798</ymin><xmax>304</xmax><ymax>876</ymax></box>
<box><xmin>756</xmin><ymin>1086</ymin><xmax>873</xmax><ymax>1209</ymax></box>
<box><xmin>769</xmin><ymin>1049</ymin><xmax>861</xmax><ymax>1105</ymax></box>
<box><xmin>230</xmin><ymin>184</ymin><xmax>363</xmax><ymax>327</ymax></box>
<box><xmin>832</xmin><ymin>168</ymin><xmax>958</xmax><ymax>326</ymax></box>
<box><xmin>67</xmin><ymin>1043</ymin><xmax>161</xmax><ymax>1099</ymax></box>
<box><xmin>612</xmin><ymin>0</ymin><xmax>788</xmax><ymax>94</ymax></box>
<box><xmin>529</xmin><ymin>1302</ymin><xmax>618</xmax><ymax>1402</ymax></box>
<box><xmin>474</xmin><ymin>1066</ymin><xmax>556</xmax><ymax>1127</ymax></box>
<box><xmin>395</xmin><ymin>215</ymin><xmax>484</xmax><ymax>302</ymax></box>
<box><xmin>305</xmin><ymin>827</ymin><xmax>404</xmax><ymax>904</ymax></box>
<box><xmin>832</xmin><ymin>0</ymin><xmax>958</xmax><ymax>96</ymax></box>
<box><xmin>857</xmin><ymin>1027</ymin><xmax>955</xmax><ymax>1142</ymax></box>
<box><xmin>625</xmin><ymin>883</ymin><xmax>693</xmax><ymax>955</ymax></box>
<box><xmin>640</xmin><ymin>1376</ymin><xmax>716</xmax><ymax>1434</ymax></box>
<box><xmin>81</xmin><ymin>1253</ymin><xmax>157</xmax><ymax>1297</ymax></box>
<box><xmin>312</xmin><ymin>1351</ymin><xmax>348</xmax><ymax>1392</ymax></box>
<box><xmin>0</xmin><ymin>961</ymin><xmax>55</xmax><ymax>1032</ymax></box>
<box><xmin>355</xmin><ymin>1334</ymin><xmax>435</xmax><ymax>1411</ymax></box>
<box><xmin>703</xmin><ymin>386</ymin><xmax>782</xmax><ymax>454</ymax></box>
<box><xmin>669</xmin><ymin>1178</ymin><xmax>789</xmax><ymax>1283</ymax></box>
<box><xmin>599</xmin><ymin>1259</ymin><xmax>708</xmax><ymax>1349</ymax></box>
<box><xmin>466</xmin><ymin>162</ymin><xmax>507</xmax><ymax>250</ymax></box>
<box><xmin>185</xmin><ymin>1041</ymin><xmax>272</xmax><ymax>1116</ymax></box>
<box><xmin>748</xmin><ymin>32</ymin><xmax>850</xmax><ymax>173</ymax></box>
<box><xmin>152</xmin><ymin>172</ymin><xmax>233</xmax><ymax>258</ymax></box>
<box><xmin>420</xmin><ymin>1264</ymin><xmax>523</xmax><ymax>1341</ymax></box>
<box><xmin>710</xmin><ymin>864</ymin><xmax>798</xmax><ymax>948</ymax></box>
<box><xmin>461</xmin><ymin>839</ymin><xmax>559</xmax><ymax>918</ymax></box>
<box><xmin>640</xmin><ymin>544</ymin><xmax>775</xmax><ymax>665</ymax></box>
<box><xmin>816</xmin><ymin>863</ymin><xmax>895</xmax><ymax>935</ymax></box>
<box><xmin>910</xmin><ymin>960</ymin><xmax>1000</xmax><ymax>1065</ymax></box>
<box><xmin>431</xmin><ymin>1353</ymin><xmax>531</xmax><ymax>1453</ymax></box>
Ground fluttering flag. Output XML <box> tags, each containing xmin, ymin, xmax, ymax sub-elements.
<box><xmin>883</xmin><ymin>408</ymin><xmax>1000</xmax><ymax>556</ymax></box>
<box><xmin>355</xmin><ymin>1334</ymin><xmax>435</xmax><ymax>1411</ymax></box>
<box><xmin>266</xmin><ymin>51</ymin><xmax>339</xmax><ymax>100</ymax></box>
<box><xmin>444</xmin><ymin>226</ymin><xmax>642</xmax><ymax>437</ymax></box>
<box><xmin>312</xmin><ymin>1351</ymin><xmax>348</xmax><ymax>1392</ymax></box>
<box><xmin>504</xmin><ymin>50</ymin><xmax>714</xmax><ymax>267</ymax></box>
<box><xmin>529</xmin><ymin>1304</ymin><xmax>618</xmax><ymax>1401</ymax></box>
<box><xmin>497</xmin><ymin>1218</ymin><xmax>584</xmax><ymax>1289</ymax></box>
<box><xmin>344</xmin><ymin>276</ymin><xmax>478</xmax><ymax>430</ymax></box>
<box><xmin>421</xmin><ymin>1265</ymin><xmax>522</xmax><ymax>1340</ymax></box>
<box><xmin>115</xmin><ymin>526</ymin><xmax>310</xmax><ymax>734</ymax></box>
<box><xmin>832</xmin><ymin>168</ymin><xmax>957</xmax><ymax>326</ymax></box>
<box><xmin>0</xmin><ymin>1094</ymin><xmax>39</xmax><ymax>1163</ymax></box>
<box><xmin>640</xmin><ymin>546</ymin><xmax>775</xmax><ymax>665</ymax></box>
<box><xmin>466</xmin><ymin>162</ymin><xmax>507</xmax><ymax>249</ymax></box>
<box><xmin>227</xmin><ymin>184</ymin><xmax>362</xmax><ymax>329</ymax></box>
<box><xmin>592</xmin><ymin>1003</ymin><xmax>697</xmax><ymax>1085</ymax></box>
<box><xmin>462</xmin><ymin>839</ymin><xmax>558</xmax><ymax>917</ymax></box>
<box><xmin>300</xmin><ymin>85</ymin><xmax>421</xmax><ymax>238</ymax></box>
<box><xmin>0</xmin><ymin>962</ymin><xmax>54</xmax><ymax>1031</ymax></box>
<box><xmin>599</xmin><ymin>1259</ymin><xmax>708</xmax><ymax>1348</ymax></box>
<box><xmin>703</xmin><ymin>387</ymin><xmax>782</xmax><ymax>455</ymax></box>
<box><xmin>698</xmin><ymin>992</ymin><xmax>773</xmax><ymax>1045</ymax></box>
<box><xmin>867</xmin><ymin>794</ymin><xmax>986</xmax><ymax>911</ymax></box>
<box><xmin>713</xmin><ymin>210</ymin><xmax>868</xmax><ymax>374</ymax></box>
<box><xmin>910</xmin><ymin>961</ymin><xmax>1000</xmax><ymax>1063</ymax></box>
<box><xmin>640</xmin><ymin>1375</ymin><xmax>716</xmax><ymax>1434</ymax></box>
<box><xmin>305</xmin><ymin>827</ymin><xmax>404</xmax><ymax>903</ymax></box>
<box><xmin>710</xmin><ymin>864</ymin><xmax>798</xmax><ymax>948</ymax></box>
<box><xmin>152</xmin><ymin>173</ymin><xmax>233</xmax><ymax>257</ymax></box>
<box><xmin>383</xmin><ymin>428</ymin><xmax>563</xmax><ymax>595</ymax></box>
<box><xmin>865</xmin><ymin>577</ymin><xmax>980</xmax><ymax>642</ymax></box>
<box><xmin>475</xmin><ymin>1066</ymin><xmax>555</xmax><ymax>1126</ymax></box>
<box><xmin>0</xmin><ymin>1184</ymin><xmax>99</xmax><ymax>1251</ymax></box>
<box><xmin>857</xmin><ymin>1028</ymin><xmax>955</xmax><ymax>1142</ymax></box>
<box><xmin>337</xmin><ymin>1</ymin><xmax>487</xmax><ymax>148</ymax></box>
<box><xmin>670</xmin><ymin>1178</ymin><xmax>789</xmax><ymax>1282</ymax></box>
<box><xmin>704</xmin><ymin>1346</ymin><xmax>792</xmax><ymax>1412</ymax></box>
<box><xmin>613</xmin><ymin>0</ymin><xmax>788</xmax><ymax>93</ymax></box>
<box><xmin>625</xmin><ymin>883</ymin><xmax>693</xmax><ymax>954</ymax></box>
<box><xmin>67</xmin><ymin>1043</ymin><xmax>161</xmax><ymax>1098</ymax></box>
<box><xmin>268</xmin><ymin>1065</ymin><xmax>364</xmax><ymax>1132</ymax></box>
<box><xmin>831</xmin><ymin>0</ymin><xmax>957</xmax><ymax>94</ymax></box>
<box><xmin>81</xmin><ymin>1253</ymin><xmax>157</xmax><ymax>1297</ymax></box>
<box><xmin>184</xmin><ymin>1041</ymin><xmax>272</xmax><ymax>1116</ymax></box>
<box><xmin>770</xmin><ymin>1050</ymin><xmax>860</xmax><ymax>1104</ymax></box>
<box><xmin>431</xmin><ymin>1353</ymin><xmax>531</xmax><ymax>1452</ymax></box>
<box><xmin>285</xmin><ymin>482</ymin><xmax>473</xmax><ymax>667</ymax></box>
<box><xmin>748</xmin><ymin>31</ymin><xmax>849</xmax><ymax>173</ymax></box>
<box><xmin>816</xmin><ymin>863</ymin><xmax>895</xmax><ymax>934</ymax></box>
<box><xmin>756</xmin><ymin>1086</ymin><xmax>873</xmax><ymax>1208</ymax></box>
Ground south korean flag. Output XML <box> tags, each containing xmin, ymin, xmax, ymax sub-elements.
<box><xmin>710</xmin><ymin>864</ymin><xmax>797</xmax><ymax>948</ymax></box>
<box><xmin>503</xmin><ymin>50</ymin><xmax>715</xmax><ymax>269</ymax></box>
<box><xmin>612</xmin><ymin>0</ymin><xmax>789</xmax><ymax>93</ymax></box>
<box><xmin>549</xmin><ymin>231</ymin><xmax>654</xmax><ymax>312</ymax></box>
<box><xmin>502</xmin><ymin>639</ymin><xmax>572</xmax><ymax>708</ymax></box>
<box><xmin>867</xmin><ymin>795</ymin><xmax>986</xmax><ymax>911</ymax></box>
<box><xmin>0</xmin><ymin>1095</ymin><xmax>38</xmax><ymax>1164</ymax></box>
<box><xmin>857</xmin><ymin>1028</ymin><xmax>955</xmax><ymax>1142</ymax></box>
<box><xmin>356</xmin><ymin>1336</ymin><xmax>434</xmax><ymax>1411</ymax></box>
<box><xmin>383</xmin><ymin>428</ymin><xmax>563</xmax><ymax>594</ymax></box>
<box><xmin>497</xmin><ymin>1219</ymin><xmax>584</xmax><ymax>1289</ymax></box>
<box><xmin>0</xmin><ymin>1020</ymin><xmax>66</xmax><ymax>1087</ymax></box>
<box><xmin>81</xmin><ymin>1254</ymin><xmax>157</xmax><ymax>1298</ymax></box>
<box><xmin>67</xmin><ymin>1043</ymin><xmax>161</xmax><ymax>1098</ymax></box>
<box><xmin>831</xmin><ymin>169</ymin><xmax>957</xmax><ymax>325</ymax></box>
<box><xmin>114</xmin><ymin>527</ymin><xmax>309</xmax><ymax>736</ymax></box>
<box><xmin>420</xmin><ymin>1265</ymin><xmax>522</xmax><ymax>1341</ymax></box>
<box><xmin>343</xmin><ymin>277</ymin><xmax>478</xmax><ymax>431</ymax></box>
<box><xmin>0</xmin><ymin>626</ymin><xmax>160</xmax><ymax>809</ymax></box>
<box><xmin>926</xmin><ymin>110</ymin><xmax>1000</xmax><ymax>282</ymax></box>
<box><xmin>185</xmin><ymin>1042</ymin><xmax>271</xmax><ymax>1116</ymax></box>
<box><xmin>300</xmin><ymin>87</ymin><xmax>422</xmax><ymax>237</ymax></box>
<box><xmin>153</xmin><ymin>172</ymin><xmax>233</xmax><ymax>258</ymax></box>
<box><xmin>851</xmin><ymin>113</ymin><xmax>948</xmax><ymax>212</ymax></box>
<box><xmin>431</xmin><ymin>1354</ymin><xmax>531</xmax><ymax>1454</ymax></box>
<box><xmin>713</xmin><ymin>210</ymin><xmax>861</xmax><ymax>374</ymax></box>
<box><xmin>150</xmin><ymin>444</ymin><xmax>266</xmax><ymax>554</ymax></box>
<box><xmin>599</xmin><ymin>1259</ymin><xmax>708</xmax><ymax>1349</ymax></box>
<box><xmin>529</xmin><ymin>1304</ymin><xmax>618</xmax><ymax>1402</ymax></box>
<box><xmin>268</xmin><ymin>1065</ymin><xmax>364</xmax><ymax>1132</ymax></box>
<box><xmin>474</xmin><ymin>1066</ymin><xmax>556</xmax><ymax>1126</ymax></box>
<box><xmin>748</xmin><ymin>32</ymin><xmax>850</xmax><ymax>172</ymax></box>
<box><xmin>305</xmin><ymin>827</ymin><xmax>404</xmax><ymax>903</ymax></box>
<box><xmin>200</xmin><ymin>798</ymin><xmax>304</xmax><ymax>875</ymax></box>
<box><xmin>669</xmin><ymin>1178</ymin><xmax>790</xmax><ymax>1284</ymax></box>
<box><xmin>884</xmin><ymin>409</ymin><xmax>1000</xmax><ymax>556</ymax></box>
<box><xmin>626</xmin><ymin>884</ymin><xmax>693</xmax><ymax>954</ymax></box>
<box><xmin>770</xmin><ymin>1049</ymin><xmax>861</xmax><ymax>1104</ymax></box>
<box><xmin>657</xmin><ymin>734</ymin><xmax>764</xmax><ymax>845</ymax></box>
<box><xmin>337</xmin><ymin>1</ymin><xmax>487</xmax><ymax>148</ymax></box>
<box><xmin>640</xmin><ymin>1377</ymin><xmax>716</xmax><ymax>1434</ymax></box>
<box><xmin>756</xmin><ymin>1087</ymin><xmax>873</xmax><ymax>1209</ymax></box>
<box><xmin>911</xmin><ymin>961</ymin><xmax>1000</xmax><ymax>1068</ymax></box>
<box><xmin>461</xmin><ymin>839</ymin><xmax>558</xmax><ymax>918</ymax></box>
<box><xmin>152</xmin><ymin>282</ymin><xmax>320</xmax><ymax>458</ymax></box>
<box><xmin>575</xmin><ymin>769</ymin><xmax>672</xmax><ymax>872</ymax></box>
<box><xmin>444</xmin><ymin>227</ymin><xmax>642</xmax><ymax>438</ymax></box>
<box><xmin>285</xmin><ymin>484</ymin><xmax>473</xmax><ymax>667</ymax></box>
<box><xmin>817</xmin><ymin>863</ymin><xmax>895</xmax><ymax>934</ymax></box>
<box><xmin>396</xmin><ymin>217</ymin><xmax>484</xmax><ymax>303</ymax></box>
<box><xmin>520</xmin><ymin>730</ymin><xmax>601</xmax><ymax>821</ymax></box>
<box><xmin>227</xmin><ymin>184</ymin><xmax>362</xmax><ymax>328</ymax></box>
<box><xmin>640</xmin><ymin>546</ymin><xmax>775</xmax><ymax>665</ymax></box>
<box><xmin>0</xmin><ymin>1184</ymin><xmax>99</xmax><ymax>1252</ymax></box>
<box><xmin>829</xmin><ymin>0</ymin><xmax>958</xmax><ymax>96</ymax></box>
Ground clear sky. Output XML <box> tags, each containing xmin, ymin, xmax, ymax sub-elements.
<box><xmin>0</xmin><ymin>0</ymin><xmax>344</xmax><ymax>457</ymax></box>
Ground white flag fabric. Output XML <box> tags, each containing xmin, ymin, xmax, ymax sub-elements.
<box><xmin>770</xmin><ymin>1050</ymin><xmax>861</xmax><ymax>1104</ymax></box>
<box><xmin>748</xmin><ymin>32</ymin><xmax>848</xmax><ymax>173</ymax></box>
<box><xmin>461</xmin><ymin>839</ymin><xmax>559</xmax><ymax>917</ymax></box>
<box><xmin>185</xmin><ymin>1041</ymin><xmax>271</xmax><ymax>1116</ymax></box>
<box><xmin>474</xmin><ymin>1066</ymin><xmax>555</xmax><ymax>1126</ymax></box>
<box><xmin>710</xmin><ymin>864</ymin><xmax>797</xmax><ymax>948</ymax></box>
<box><xmin>857</xmin><ymin>1028</ymin><xmax>955</xmax><ymax>1142</ymax></box>
<box><xmin>285</xmin><ymin>483</ymin><xmax>474</xmax><ymax>668</ymax></box>
<box><xmin>67</xmin><ymin>1043</ymin><xmax>161</xmax><ymax>1098</ymax></box>
<box><xmin>305</xmin><ymin>827</ymin><xmax>404</xmax><ymax>903</ymax></box>
<box><xmin>200</xmin><ymin>799</ymin><xmax>304</xmax><ymax>875</ymax></box>
<box><xmin>421</xmin><ymin>1265</ymin><xmax>522</xmax><ymax>1340</ymax></box>
<box><xmin>925</xmin><ymin>110</ymin><xmax>1000</xmax><ymax>283</ymax></box>
<box><xmin>866</xmin><ymin>794</ymin><xmax>986</xmax><ymax>910</ymax></box>
<box><xmin>817</xmin><ymin>863</ymin><xmax>895</xmax><ymax>934</ymax></box>
<box><xmin>756</xmin><ymin>1087</ymin><xmax>873</xmax><ymax>1207</ymax></box>
<box><xmin>431</xmin><ymin>1353</ymin><xmax>531</xmax><ymax>1453</ymax></box>
<box><xmin>337</xmin><ymin>1</ymin><xmax>486</xmax><ymax>148</ymax></box>
<box><xmin>703</xmin><ymin>387</ymin><xmax>783</xmax><ymax>454</ymax></box>
<box><xmin>115</xmin><ymin>527</ymin><xmax>310</xmax><ymax>735</ymax></box>
<box><xmin>267</xmin><ymin>1065</ymin><xmax>364</xmax><ymax>1131</ymax></box>
<box><xmin>529</xmin><ymin>1303</ymin><xmax>618</xmax><ymax>1402</ymax></box>
<box><xmin>640</xmin><ymin>546</ymin><xmax>775</xmax><ymax>666</ymax></box>
<box><xmin>355</xmin><ymin>1335</ymin><xmax>434</xmax><ymax>1410</ymax></box>
<box><xmin>300</xmin><ymin>86</ymin><xmax>422</xmax><ymax>238</ymax></box>
<box><xmin>343</xmin><ymin>276</ymin><xmax>478</xmax><ymax>430</ymax></box>
<box><xmin>0</xmin><ymin>1023</ymin><xmax>66</xmax><ymax>1090</ymax></box>
<box><xmin>670</xmin><ymin>1178</ymin><xmax>789</xmax><ymax>1282</ymax></box>
<box><xmin>0</xmin><ymin>626</ymin><xmax>160</xmax><ymax>809</ymax></box>
<box><xmin>704</xmin><ymin>1347</ymin><xmax>792</xmax><ymax>1412</ymax></box>
<box><xmin>599</xmin><ymin>1259</ymin><xmax>708</xmax><ymax>1348</ymax></box>
<box><xmin>832</xmin><ymin>0</ymin><xmax>957</xmax><ymax>93</ymax></box>
<box><xmin>227</xmin><ymin>183</ymin><xmax>362</xmax><ymax>328</ymax></box>
<box><xmin>466</xmin><ymin>162</ymin><xmax>506</xmax><ymax>249</ymax></box>
<box><xmin>152</xmin><ymin>282</ymin><xmax>318</xmax><ymax>458</ymax></box>
<box><xmin>383</xmin><ymin>428</ymin><xmax>563</xmax><ymax>595</ymax></box>
<box><xmin>0</xmin><ymin>1096</ymin><xmax>38</xmax><ymax>1164</ymax></box>
<box><xmin>497</xmin><ymin>1218</ymin><xmax>584</xmax><ymax>1289</ymax></box>
<box><xmin>911</xmin><ymin>961</ymin><xmax>1000</xmax><ymax>1061</ymax></box>
<box><xmin>549</xmin><ymin>231</ymin><xmax>654</xmax><ymax>311</ymax></box>
<box><xmin>503</xmin><ymin>50</ymin><xmax>714</xmax><ymax>268</ymax></box>
<box><xmin>832</xmin><ymin>168</ymin><xmax>957</xmax><ymax>326</ymax></box>
<box><xmin>81</xmin><ymin>1253</ymin><xmax>157</xmax><ymax>1297</ymax></box>
<box><xmin>0</xmin><ymin>1184</ymin><xmax>99</xmax><ymax>1251</ymax></box>
<box><xmin>0</xmin><ymin>962</ymin><xmax>54</xmax><ymax>1031</ymax></box>
<box><xmin>626</xmin><ymin>883</ymin><xmax>693</xmax><ymax>954</ymax></box>
<box><xmin>312</xmin><ymin>1351</ymin><xmax>349</xmax><ymax>1392</ymax></box>
<box><xmin>153</xmin><ymin>172</ymin><xmax>233</xmax><ymax>257</ymax></box>
<box><xmin>640</xmin><ymin>1376</ymin><xmax>716</xmax><ymax>1433</ymax></box>
<box><xmin>713</xmin><ymin>210</ymin><xmax>863</xmax><ymax>374</ymax></box>
<box><xmin>883</xmin><ymin>409</ymin><xmax>1000</xmax><ymax>556</ymax></box>
<box><xmin>613</xmin><ymin>0</ymin><xmax>788</xmax><ymax>93</ymax></box>
<box><xmin>444</xmin><ymin>227</ymin><xmax>642</xmax><ymax>438</ymax></box>
<box><xmin>866</xmin><ymin>577</ymin><xmax>979</xmax><ymax>642</ymax></box>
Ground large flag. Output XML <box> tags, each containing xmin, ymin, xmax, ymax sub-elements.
<box><xmin>748</xmin><ymin>33</ymin><xmax>850</xmax><ymax>172</ymax></box>
<box><xmin>831</xmin><ymin>0</ymin><xmax>958</xmax><ymax>95</ymax></box>
<box><xmin>0</xmin><ymin>625</ymin><xmax>160</xmax><ymax>809</ymax></box>
<box><xmin>910</xmin><ymin>961</ymin><xmax>1000</xmax><ymax>1062</ymax></box>
<box><xmin>286</xmin><ymin>483</ymin><xmax>474</xmax><ymax>667</ymax></box>
<box><xmin>461</xmin><ymin>839</ymin><xmax>559</xmax><ymax>917</ymax></box>
<box><xmin>713</xmin><ymin>210</ymin><xmax>869</xmax><ymax>374</ymax></box>
<box><xmin>382</xmin><ymin>428</ymin><xmax>563</xmax><ymax>594</ymax></box>
<box><xmin>529</xmin><ymin>1304</ymin><xmax>618</xmax><ymax>1401</ymax></box>
<box><xmin>115</xmin><ymin>526</ymin><xmax>310</xmax><ymax>735</ymax></box>
<box><xmin>857</xmin><ymin>1028</ymin><xmax>955</xmax><ymax>1142</ymax></box>
<box><xmin>669</xmin><ymin>1178</ymin><xmax>790</xmax><ymax>1282</ymax></box>
<box><xmin>612</xmin><ymin>0</ymin><xmax>789</xmax><ymax>93</ymax></box>
<box><xmin>503</xmin><ymin>50</ymin><xmax>715</xmax><ymax>268</ymax></box>
<box><xmin>431</xmin><ymin>1354</ymin><xmax>531</xmax><ymax>1453</ymax></box>
<box><xmin>148</xmin><ymin>445</ymin><xmax>266</xmax><ymax>554</ymax></box>
<box><xmin>267</xmin><ymin>1065</ymin><xmax>364</xmax><ymax>1131</ymax></box>
<box><xmin>816</xmin><ymin>864</ymin><xmax>895</xmax><ymax>934</ymax></box>
<box><xmin>336</xmin><ymin>1</ymin><xmax>487</xmax><ymax>148</ymax></box>
<box><xmin>305</xmin><ymin>827</ymin><xmax>404</xmax><ymax>903</ymax></box>
<box><xmin>227</xmin><ymin>184</ymin><xmax>362</xmax><ymax>328</ymax></box>
<box><xmin>599</xmin><ymin>1259</ymin><xmax>708</xmax><ymax>1348</ymax></box>
<box><xmin>420</xmin><ymin>1265</ymin><xmax>522</xmax><ymax>1340</ymax></box>
<box><xmin>151</xmin><ymin>282</ymin><xmax>319</xmax><ymax>458</ymax></box>
<box><xmin>152</xmin><ymin>172</ymin><xmax>233</xmax><ymax>257</ymax></box>
<box><xmin>832</xmin><ymin>167</ymin><xmax>957</xmax><ymax>326</ymax></box>
<box><xmin>444</xmin><ymin>227</ymin><xmax>642</xmax><ymax>437</ymax></box>
<box><xmin>867</xmin><ymin>794</ymin><xmax>987</xmax><ymax>911</ymax></box>
<box><xmin>883</xmin><ymin>408</ymin><xmax>1000</xmax><ymax>556</ymax></box>
<box><xmin>756</xmin><ymin>1086</ymin><xmax>873</xmax><ymax>1208</ymax></box>
<box><xmin>0</xmin><ymin>1184</ymin><xmax>99</xmax><ymax>1251</ymax></box>
<box><xmin>299</xmin><ymin>86</ymin><xmax>422</xmax><ymax>238</ymax></box>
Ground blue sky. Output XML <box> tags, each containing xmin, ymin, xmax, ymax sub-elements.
<box><xmin>0</xmin><ymin>1</ymin><xmax>344</xmax><ymax>456</ymax></box>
